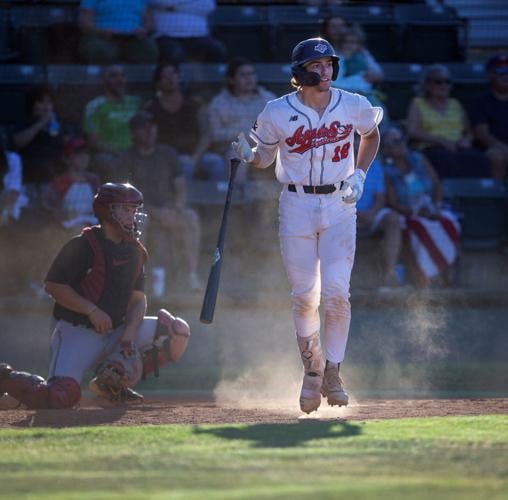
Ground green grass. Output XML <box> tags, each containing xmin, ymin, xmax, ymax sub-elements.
<box><xmin>1</xmin><ymin>416</ymin><xmax>507</xmax><ymax>499</ymax></box>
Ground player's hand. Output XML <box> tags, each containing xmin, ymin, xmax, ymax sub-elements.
<box><xmin>231</xmin><ymin>132</ymin><xmax>254</xmax><ymax>163</ymax></box>
<box><xmin>88</xmin><ymin>306</ymin><xmax>113</xmax><ymax>334</ymax></box>
<box><xmin>341</xmin><ymin>169</ymin><xmax>366</xmax><ymax>204</ymax></box>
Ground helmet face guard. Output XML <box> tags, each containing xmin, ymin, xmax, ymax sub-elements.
<box><xmin>291</xmin><ymin>38</ymin><xmax>340</xmax><ymax>86</ymax></box>
<box><xmin>93</xmin><ymin>183</ymin><xmax>145</xmax><ymax>240</ymax></box>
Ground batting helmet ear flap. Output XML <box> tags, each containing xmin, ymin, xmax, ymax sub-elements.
<box><xmin>291</xmin><ymin>64</ymin><xmax>321</xmax><ymax>86</ymax></box>
<box><xmin>332</xmin><ymin>59</ymin><xmax>339</xmax><ymax>81</ymax></box>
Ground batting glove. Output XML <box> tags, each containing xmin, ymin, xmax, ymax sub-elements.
<box><xmin>341</xmin><ymin>168</ymin><xmax>366</xmax><ymax>204</ymax></box>
<box><xmin>232</xmin><ymin>132</ymin><xmax>255</xmax><ymax>163</ymax></box>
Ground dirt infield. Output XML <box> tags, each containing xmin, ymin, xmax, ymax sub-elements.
<box><xmin>1</xmin><ymin>397</ymin><xmax>507</xmax><ymax>428</ymax></box>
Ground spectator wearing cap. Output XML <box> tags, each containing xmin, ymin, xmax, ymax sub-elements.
<box><xmin>78</xmin><ymin>0</ymin><xmax>159</xmax><ymax>64</ymax></box>
<box><xmin>43</xmin><ymin>136</ymin><xmax>100</xmax><ymax>231</ymax></box>
<box><xmin>406</xmin><ymin>64</ymin><xmax>493</xmax><ymax>179</ymax></box>
<box><xmin>114</xmin><ymin>111</ymin><xmax>203</xmax><ymax>293</ymax></box>
<box><xmin>149</xmin><ymin>0</ymin><xmax>226</xmax><ymax>64</ymax></box>
<box><xmin>470</xmin><ymin>54</ymin><xmax>508</xmax><ymax>182</ymax></box>
<box><xmin>83</xmin><ymin>64</ymin><xmax>143</xmax><ymax>181</ymax></box>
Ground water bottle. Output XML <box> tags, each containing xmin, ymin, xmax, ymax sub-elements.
<box><xmin>47</xmin><ymin>112</ymin><xmax>60</xmax><ymax>137</ymax></box>
<box><xmin>151</xmin><ymin>267</ymin><xmax>166</xmax><ymax>298</ymax></box>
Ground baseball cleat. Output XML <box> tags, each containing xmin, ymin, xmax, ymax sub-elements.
<box><xmin>89</xmin><ymin>378</ymin><xmax>144</xmax><ymax>406</ymax></box>
<box><xmin>0</xmin><ymin>393</ymin><xmax>25</xmax><ymax>410</ymax></box>
<box><xmin>299</xmin><ymin>373</ymin><xmax>323</xmax><ymax>414</ymax></box>
<box><xmin>321</xmin><ymin>367</ymin><xmax>349</xmax><ymax>407</ymax></box>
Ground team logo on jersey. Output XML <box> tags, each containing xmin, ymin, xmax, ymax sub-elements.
<box><xmin>289</xmin><ymin>115</ymin><xmax>298</xmax><ymax>122</ymax></box>
<box><xmin>314</xmin><ymin>43</ymin><xmax>328</xmax><ymax>54</ymax></box>
<box><xmin>285</xmin><ymin>121</ymin><xmax>353</xmax><ymax>154</ymax></box>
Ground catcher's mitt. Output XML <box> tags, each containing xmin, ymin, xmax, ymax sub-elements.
<box><xmin>95</xmin><ymin>341</ymin><xmax>143</xmax><ymax>394</ymax></box>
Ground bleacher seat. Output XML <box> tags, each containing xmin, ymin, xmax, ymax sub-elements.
<box><xmin>442</xmin><ymin>178</ymin><xmax>507</xmax><ymax>249</ymax></box>
<box><xmin>327</xmin><ymin>4</ymin><xmax>397</xmax><ymax>62</ymax></box>
<box><xmin>9</xmin><ymin>4</ymin><xmax>78</xmax><ymax>64</ymax></box>
<box><xmin>209</xmin><ymin>6</ymin><xmax>272</xmax><ymax>62</ymax></box>
<box><xmin>269</xmin><ymin>6</ymin><xmax>327</xmax><ymax>62</ymax></box>
<box><xmin>394</xmin><ymin>4</ymin><xmax>466</xmax><ymax>63</ymax></box>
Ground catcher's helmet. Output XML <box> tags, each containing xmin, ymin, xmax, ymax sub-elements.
<box><xmin>291</xmin><ymin>38</ymin><xmax>340</xmax><ymax>86</ymax></box>
<box><xmin>93</xmin><ymin>183</ymin><xmax>144</xmax><ymax>239</ymax></box>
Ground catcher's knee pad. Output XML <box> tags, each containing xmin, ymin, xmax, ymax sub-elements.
<box><xmin>142</xmin><ymin>309</ymin><xmax>191</xmax><ymax>376</ymax></box>
<box><xmin>47</xmin><ymin>377</ymin><xmax>81</xmax><ymax>409</ymax></box>
<box><xmin>1</xmin><ymin>368</ymin><xmax>80</xmax><ymax>409</ymax></box>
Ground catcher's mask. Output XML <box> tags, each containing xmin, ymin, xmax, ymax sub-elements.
<box><xmin>291</xmin><ymin>38</ymin><xmax>340</xmax><ymax>87</ymax></box>
<box><xmin>93</xmin><ymin>182</ymin><xmax>145</xmax><ymax>240</ymax></box>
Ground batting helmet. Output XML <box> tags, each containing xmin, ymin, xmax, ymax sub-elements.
<box><xmin>93</xmin><ymin>183</ymin><xmax>144</xmax><ymax>240</ymax></box>
<box><xmin>291</xmin><ymin>38</ymin><xmax>340</xmax><ymax>86</ymax></box>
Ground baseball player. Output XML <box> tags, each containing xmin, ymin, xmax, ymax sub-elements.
<box><xmin>0</xmin><ymin>182</ymin><xmax>190</xmax><ymax>409</ymax></box>
<box><xmin>232</xmin><ymin>38</ymin><xmax>383</xmax><ymax>413</ymax></box>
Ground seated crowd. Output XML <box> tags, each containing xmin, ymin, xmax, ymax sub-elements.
<box><xmin>1</xmin><ymin>5</ymin><xmax>507</xmax><ymax>297</ymax></box>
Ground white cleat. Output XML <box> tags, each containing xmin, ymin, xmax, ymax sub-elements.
<box><xmin>300</xmin><ymin>373</ymin><xmax>323</xmax><ymax>414</ymax></box>
<box><xmin>321</xmin><ymin>367</ymin><xmax>349</xmax><ymax>407</ymax></box>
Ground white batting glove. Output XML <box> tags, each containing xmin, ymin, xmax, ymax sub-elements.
<box><xmin>341</xmin><ymin>168</ymin><xmax>366</xmax><ymax>204</ymax></box>
<box><xmin>231</xmin><ymin>132</ymin><xmax>255</xmax><ymax>163</ymax></box>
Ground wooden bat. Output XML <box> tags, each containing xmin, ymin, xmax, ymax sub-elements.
<box><xmin>200</xmin><ymin>158</ymin><xmax>240</xmax><ymax>324</ymax></box>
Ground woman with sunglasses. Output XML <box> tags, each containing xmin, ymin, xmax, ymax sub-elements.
<box><xmin>406</xmin><ymin>64</ymin><xmax>492</xmax><ymax>179</ymax></box>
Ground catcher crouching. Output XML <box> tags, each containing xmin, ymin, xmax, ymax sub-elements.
<box><xmin>0</xmin><ymin>182</ymin><xmax>190</xmax><ymax>409</ymax></box>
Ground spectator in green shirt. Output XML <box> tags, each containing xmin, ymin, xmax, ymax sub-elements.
<box><xmin>83</xmin><ymin>65</ymin><xmax>142</xmax><ymax>180</ymax></box>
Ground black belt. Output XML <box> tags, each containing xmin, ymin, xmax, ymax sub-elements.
<box><xmin>288</xmin><ymin>183</ymin><xmax>343</xmax><ymax>194</ymax></box>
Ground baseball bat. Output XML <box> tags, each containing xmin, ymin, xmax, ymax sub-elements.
<box><xmin>200</xmin><ymin>158</ymin><xmax>240</xmax><ymax>324</ymax></box>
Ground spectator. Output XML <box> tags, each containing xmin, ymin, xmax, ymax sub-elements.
<box><xmin>330</xmin><ymin>24</ymin><xmax>386</xmax><ymax>110</ymax></box>
<box><xmin>356</xmin><ymin>157</ymin><xmax>402</xmax><ymax>289</ymax></box>
<box><xmin>149</xmin><ymin>0</ymin><xmax>226</xmax><ymax>64</ymax></box>
<box><xmin>207</xmin><ymin>57</ymin><xmax>276</xmax><ymax>182</ymax></box>
<box><xmin>320</xmin><ymin>14</ymin><xmax>350</xmax><ymax>50</ymax></box>
<box><xmin>12</xmin><ymin>86</ymin><xmax>65</xmax><ymax>207</ymax></box>
<box><xmin>382</xmin><ymin>126</ymin><xmax>461</xmax><ymax>289</ymax></box>
<box><xmin>0</xmin><ymin>145</ymin><xmax>27</xmax><ymax>226</ymax></box>
<box><xmin>470</xmin><ymin>54</ymin><xmax>508</xmax><ymax>182</ymax></box>
<box><xmin>78</xmin><ymin>0</ymin><xmax>159</xmax><ymax>64</ymax></box>
<box><xmin>407</xmin><ymin>64</ymin><xmax>493</xmax><ymax>179</ymax></box>
<box><xmin>83</xmin><ymin>64</ymin><xmax>143</xmax><ymax>180</ymax></box>
<box><xmin>43</xmin><ymin>136</ymin><xmax>100</xmax><ymax>231</ymax></box>
<box><xmin>115</xmin><ymin>111</ymin><xmax>202</xmax><ymax>293</ymax></box>
<box><xmin>144</xmin><ymin>62</ymin><xmax>224</xmax><ymax>180</ymax></box>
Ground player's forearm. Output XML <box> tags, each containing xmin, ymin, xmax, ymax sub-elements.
<box><xmin>356</xmin><ymin>128</ymin><xmax>380</xmax><ymax>173</ymax></box>
<box><xmin>122</xmin><ymin>292</ymin><xmax>147</xmax><ymax>342</ymax></box>
<box><xmin>44</xmin><ymin>281</ymin><xmax>98</xmax><ymax>316</ymax></box>
<box><xmin>252</xmin><ymin>145</ymin><xmax>277</xmax><ymax>169</ymax></box>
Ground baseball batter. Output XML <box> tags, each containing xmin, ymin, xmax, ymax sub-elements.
<box><xmin>0</xmin><ymin>182</ymin><xmax>190</xmax><ymax>409</ymax></box>
<box><xmin>232</xmin><ymin>38</ymin><xmax>383</xmax><ymax>413</ymax></box>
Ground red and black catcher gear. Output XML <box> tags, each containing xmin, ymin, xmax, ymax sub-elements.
<box><xmin>93</xmin><ymin>183</ymin><xmax>144</xmax><ymax>240</ymax></box>
<box><xmin>291</xmin><ymin>38</ymin><xmax>340</xmax><ymax>87</ymax></box>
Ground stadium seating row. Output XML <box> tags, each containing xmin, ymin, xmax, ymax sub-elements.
<box><xmin>1</xmin><ymin>2</ymin><xmax>467</xmax><ymax>64</ymax></box>
<box><xmin>0</xmin><ymin>61</ymin><xmax>489</xmax><ymax>126</ymax></box>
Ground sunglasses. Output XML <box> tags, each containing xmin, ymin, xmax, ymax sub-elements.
<box><xmin>428</xmin><ymin>78</ymin><xmax>452</xmax><ymax>85</ymax></box>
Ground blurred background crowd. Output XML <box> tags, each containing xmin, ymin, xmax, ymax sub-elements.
<box><xmin>0</xmin><ymin>0</ymin><xmax>507</xmax><ymax>299</ymax></box>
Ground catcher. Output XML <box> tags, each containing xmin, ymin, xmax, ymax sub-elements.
<box><xmin>0</xmin><ymin>182</ymin><xmax>190</xmax><ymax>409</ymax></box>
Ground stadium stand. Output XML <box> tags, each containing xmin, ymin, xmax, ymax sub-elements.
<box><xmin>0</xmin><ymin>0</ymin><xmax>506</xmax><ymax>294</ymax></box>
<box><xmin>393</xmin><ymin>3</ymin><xmax>467</xmax><ymax>63</ymax></box>
<box><xmin>442</xmin><ymin>178</ymin><xmax>507</xmax><ymax>249</ymax></box>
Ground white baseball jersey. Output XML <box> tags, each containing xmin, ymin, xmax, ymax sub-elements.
<box><xmin>250</xmin><ymin>88</ymin><xmax>383</xmax><ymax>185</ymax></box>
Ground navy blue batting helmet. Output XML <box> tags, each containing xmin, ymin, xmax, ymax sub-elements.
<box><xmin>291</xmin><ymin>38</ymin><xmax>340</xmax><ymax>86</ymax></box>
